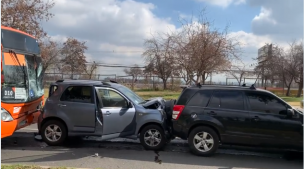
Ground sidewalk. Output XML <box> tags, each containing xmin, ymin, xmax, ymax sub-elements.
<box><xmin>2</xmin><ymin>164</ymin><xmax>94</xmax><ymax>169</ymax></box>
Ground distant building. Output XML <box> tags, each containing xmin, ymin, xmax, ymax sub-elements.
<box><xmin>258</xmin><ymin>44</ymin><xmax>272</xmax><ymax>62</ymax></box>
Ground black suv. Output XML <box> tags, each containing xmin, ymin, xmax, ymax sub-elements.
<box><xmin>172</xmin><ymin>84</ymin><xmax>303</xmax><ymax>156</ymax></box>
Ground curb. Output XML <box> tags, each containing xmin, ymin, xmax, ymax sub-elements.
<box><xmin>1</xmin><ymin>163</ymin><xmax>95</xmax><ymax>169</ymax></box>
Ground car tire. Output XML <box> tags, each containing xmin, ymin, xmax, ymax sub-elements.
<box><xmin>140</xmin><ymin>124</ymin><xmax>166</xmax><ymax>150</ymax></box>
<box><xmin>188</xmin><ymin>126</ymin><xmax>219</xmax><ymax>157</ymax></box>
<box><xmin>41</xmin><ymin>120</ymin><xmax>67</xmax><ymax>146</ymax></box>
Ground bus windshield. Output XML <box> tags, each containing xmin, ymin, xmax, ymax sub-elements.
<box><xmin>1</xmin><ymin>28</ymin><xmax>44</xmax><ymax>102</ymax></box>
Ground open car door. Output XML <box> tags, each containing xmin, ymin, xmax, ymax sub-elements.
<box><xmin>94</xmin><ymin>88</ymin><xmax>103</xmax><ymax>136</ymax></box>
<box><xmin>94</xmin><ymin>86</ymin><xmax>136</xmax><ymax>140</ymax></box>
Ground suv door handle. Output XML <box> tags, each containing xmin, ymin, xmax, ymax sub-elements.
<box><xmin>252</xmin><ymin>116</ymin><xmax>260</xmax><ymax>121</ymax></box>
<box><xmin>207</xmin><ymin>111</ymin><xmax>216</xmax><ymax>115</ymax></box>
<box><xmin>105</xmin><ymin>111</ymin><xmax>111</xmax><ymax>115</ymax></box>
<box><xmin>58</xmin><ymin>104</ymin><xmax>66</xmax><ymax>107</ymax></box>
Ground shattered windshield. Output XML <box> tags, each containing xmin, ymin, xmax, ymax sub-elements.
<box><xmin>1</xmin><ymin>29</ymin><xmax>44</xmax><ymax>102</ymax></box>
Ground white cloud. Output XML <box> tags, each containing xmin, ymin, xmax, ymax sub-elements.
<box><xmin>42</xmin><ymin>0</ymin><xmax>176</xmax><ymax>75</ymax></box>
<box><xmin>195</xmin><ymin>0</ymin><xmax>246</xmax><ymax>8</ymax></box>
<box><xmin>253</xmin><ymin>7</ymin><xmax>277</xmax><ymax>25</ymax></box>
<box><xmin>228</xmin><ymin>31</ymin><xmax>290</xmax><ymax>65</ymax></box>
<box><xmin>249</xmin><ymin>0</ymin><xmax>303</xmax><ymax>42</ymax></box>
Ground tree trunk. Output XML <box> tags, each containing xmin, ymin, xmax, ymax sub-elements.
<box><xmin>131</xmin><ymin>76</ymin><xmax>134</xmax><ymax>90</ymax></box>
<box><xmin>286</xmin><ymin>81</ymin><xmax>293</xmax><ymax>96</ymax></box>
<box><xmin>201</xmin><ymin>72</ymin><xmax>206</xmax><ymax>85</ymax></box>
<box><xmin>162</xmin><ymin>79</ymin><xmax>167</xmax><ymax>90</ymax></box>
<box><xmin>171</xmin><ymin>77</ymin><xmax>174</xmax><ymax>90</ymax></box>
<box><xmin>296</xmin><ymin>79</ymin><xmax>303</xmax><ymax>97</ymax></box>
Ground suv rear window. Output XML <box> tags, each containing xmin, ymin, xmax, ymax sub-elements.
<box><xmin>60</xmin><ymin>86</ymin><xmax>93</xmax><ymax>103</ymax></box>
<box><xmin>187</xmin><ymin>90</ymin><xmax>212</xmax><ymax>107</ymax></box>
<box><xmin>208</xmin><ymin>90</ymin><xmax>244</xmax><ymax>110</ymax></box>
<box><xmin>176</xmin><ymin>88</ymin><xmax>198</xmax><ymax>105</ymax></box>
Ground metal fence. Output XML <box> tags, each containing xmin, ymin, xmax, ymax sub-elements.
<box><xmin>43</xmin><ymin>72</ymin><xmax>302</xmax><ymax>96</ymax></box>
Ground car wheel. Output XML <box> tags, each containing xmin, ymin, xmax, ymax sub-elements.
<box><xmin>140</xmin><ymin>125</ymin><xmax>166</xmax><ymax>150</ymax></box>
<box><xmin>188</xmin><ymin>126</ymin><xmax>219</xmax><ymax>156</ymax></box>
<box><xmin>41</xmin><ymin>120</ymin><xmax>67</xmax><ymax>146</ymax></box>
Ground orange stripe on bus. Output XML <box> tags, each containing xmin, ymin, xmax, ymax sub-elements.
<box><xmin>3</xmin><ymin>53</ymin><xmax>26</xmax><ymax>66</ymax></box>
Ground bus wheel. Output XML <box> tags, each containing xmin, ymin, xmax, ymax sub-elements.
<box><xmin>41</xmin><ymin>120</ymin><xmax>67</xmax><ymax>146</ymax></box>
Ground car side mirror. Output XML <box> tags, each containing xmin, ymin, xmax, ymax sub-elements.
<box><xmin>127</xmin><ymin>101</ymin><xmax>133</xmax><ymax>108</ymax></box>
<box><xmin>287</xmin><ymin>108</ymin><xmax>295</xmax><ymax>117</ymax></box>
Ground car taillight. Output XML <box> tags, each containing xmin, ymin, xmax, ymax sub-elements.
<box><xmin>172</xmin><ymin>105</ymin><xmax>185</xmax><ymax>120</ymax></box>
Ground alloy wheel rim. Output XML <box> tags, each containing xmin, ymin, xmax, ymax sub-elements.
<box><xmin>193</xmin><ymin>131</ymin><xmax>214</xmax><ymax>152</ymax></box>
<box><xmin>44</xmin><ymin>124</ymin><xmax>62</xmax><ymax>142</ymax></box>
<box><xmin>143</xmin><ymin>129</ymin><xmax>162</xmax><ymax>147</ymax></box>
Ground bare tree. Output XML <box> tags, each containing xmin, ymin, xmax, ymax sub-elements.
<box><xmin>226</xmin><ymin>60</ymin><xmax>252</xmax><ymax>86</ymax></box>
<box><xmin>173</xmin><ymin>10</ymin><xmax>240</xmax><ymax>84</ymax></box>
<box><xmin>124</xmin><ymin>64</ymin><xmax>142</xmax><ymax>90</ymax></box>
<box><xmin>60</xmin><ymin>37</ymin><xmax>88</xmax><ymax>79</ymax></box>
<box><xmin>254</xmin><ymin>43</ymin><xmax>282</xmax><ymax>88</ymax></box>
<box><xmin>289</xmin><ymin>41</ymin><xmax>303</xmax><ymax>97</ymax></box>
<box><xmin>39</xmin><ymin>37</ymin><xmax>62</xmax><ymax>74</ymax></box>
<box><xmin>267</xmin><ymin>41</ymin><xmax>303</xmax><ymax>96</ymax></box>
<box><xmin>1</xmin><ymin>0</ymin><xmax>55</xmax><ymax>40</ymax></box>
<box><xmin>84</xmin><ymin>61</ymin><xmax>98</xmax><ymax>80</ymax></box>
<box><xmin>143</xmin><ymin>34</ymin><xmax>175</xmax><ymax>89</ymax></box>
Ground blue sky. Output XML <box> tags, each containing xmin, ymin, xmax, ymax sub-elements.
<box><xmin>136</xmin><ymin>0</ymin><xmax>260</xmax><ymax>32</ymax></box>
<box><xmin>42</xmin><ymin>0</ymin><xmax>303</xmax><ymax>83</ymax></box>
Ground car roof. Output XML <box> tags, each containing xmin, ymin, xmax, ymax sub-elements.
<box><xmin>50</xmin><ymin>79</ymin><xmax>122</xmax><ymax>88</ymax></box>
<box><xmin>183</xmin><ymin>84</ymin><xmax>272</xmax><ymax>93</ymax></box>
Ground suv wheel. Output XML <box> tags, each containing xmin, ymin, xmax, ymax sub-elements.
<box><xmin>188</xmin><ymin>126</ymin><xmax>219</xmax><ymax>156</ymax></box>
<box><xmin>140</xmin><ymin>125</ymin><xmax>166</xmax><ymax>150</ymax></box>
<box><xmin>41</xmin><ymin>120</ymin><xmax>67</xmax><ymax>146</ymax></box>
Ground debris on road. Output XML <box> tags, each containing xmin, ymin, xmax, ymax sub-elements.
<box><xmin>154</xmin><ymin>151</ymin><xmax>162</xmax><ymax>164</ymax></box>
<box><xmin>92</xmin><ymin>153</ymin><xmax>99</xmax><ymax>157</ymax></box>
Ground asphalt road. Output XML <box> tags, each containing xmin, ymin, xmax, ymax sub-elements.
<box><xmin>1</xmin><ymin>125</ymin><xmax>303</xmax><ymax>169</ymax></box>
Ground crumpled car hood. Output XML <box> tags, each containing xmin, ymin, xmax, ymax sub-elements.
<box><xmin>142</xmin><ymin>97</ymin><xmax>165</xmax><ymax>109</ymax></box>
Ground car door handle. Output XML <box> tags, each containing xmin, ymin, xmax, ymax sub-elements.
<box><xmin>207</xmin><ymin>111</ymin><xmax>216</xmax><ymax>115</ymax></box>
<box><xmin>58</xmin><ymin>104</ymin><xmax>66</xmax><ymax>107</ymax></box>
<box><xmin>252</xmin><ymin>116</ymin><xmax>260</xmax><ymax>121</ymax></box>
<box><xmin>104</xmin><ymin>111</ymin><xmax>111</xmax><ymax>115</ymax></box>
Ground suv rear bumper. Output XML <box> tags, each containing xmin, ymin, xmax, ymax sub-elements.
<box><xmin>171</xmin><ymin>120</ymin><xmax>188</xmax><ymax>140</ymax></box>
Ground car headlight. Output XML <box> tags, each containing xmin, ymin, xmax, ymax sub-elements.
<box><xmin>1</xmin><ymin>108</ymin><xmax>13</xmax><ymax>122</ymax></box>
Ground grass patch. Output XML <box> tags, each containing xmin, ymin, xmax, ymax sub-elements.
<box><xmin>280</xmin><ymin>97</ymin><xmax>303</xmax><ymax>102</ymax></box>
<box><xmin>135</xmin><ymin>90</ymin><xmax>181</xmax><ymax>100</ymax></box>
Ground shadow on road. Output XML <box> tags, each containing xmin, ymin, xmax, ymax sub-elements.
<box><xmin>1</xmin><ymin>133</ymin><xmax>303</xmax><ymax>169</ymax></box>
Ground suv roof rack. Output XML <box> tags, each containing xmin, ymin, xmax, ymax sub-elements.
<box><xmin>56</xmin><ymin>79</ymin><xmax>64</xmax><ymax>82</ymax></box>
<box><xmin>110</xmin><ymin>80</ymin><xmax>118</xmax><ymax>83</ymax></box>
<box><xmin>250</xmin><ymin>84</ymin><xmax>256</xmax><ymax>90</ymax></box>
<box><xmin>196</xmin><ymin>83</ymin><xmax>202</xmax><ymax>88</ymax></box>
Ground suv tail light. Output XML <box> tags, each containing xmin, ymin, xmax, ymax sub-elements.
<box><xmin>172</xmin><ymin>105</ymin><xmax>185</xmax><ymax>120</ymax></box>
